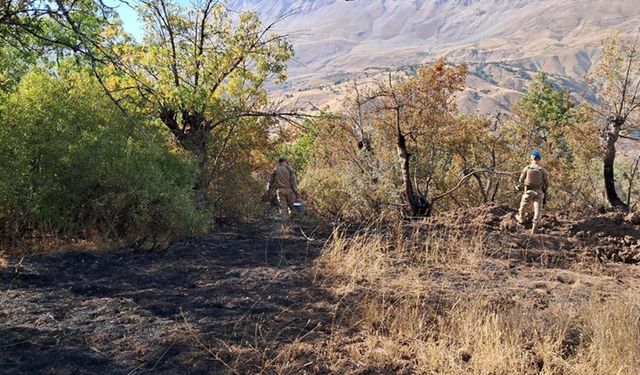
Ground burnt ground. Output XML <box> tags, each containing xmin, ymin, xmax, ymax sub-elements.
<box><xmin>0</xmin><ymin>222</ymin><xmax>335</xmax><ymax>374</ymax></box>
<box><xmin>2</xmin><ymin>207</ymin><xmax>640</xmax><ymax>374</ymax></box>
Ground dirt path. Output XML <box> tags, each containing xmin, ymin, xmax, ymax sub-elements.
<box><xmin>3</xmin><ymin>208</ymin><xmax>640</xmax><ymax>374</ymax></box>
<box><xmin>1</xmin><ymin>223</ymin><xmax>334</xmax><ymax>374</ymax></box>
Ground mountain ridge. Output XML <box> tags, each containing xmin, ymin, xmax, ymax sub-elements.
<box><xmin>227</xmin><ymin>0</ymin><xmax>640</xmax><ymax>114</ymax></box>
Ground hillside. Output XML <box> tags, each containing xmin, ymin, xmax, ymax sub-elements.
<box><xmin>3</xmin><ymin>209</ymin><xmax>640</xmax><ymax>373</ymax></box>
<box><xmin>228</xmin><ymin>0</ymin><xmax>640</xmax><ymax>114</ymax></box>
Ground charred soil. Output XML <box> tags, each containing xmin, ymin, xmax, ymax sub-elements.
<box><xmin>1</xmin><ymin>207</ymin><xmax>640</xmax><ymax>374</ymax></box>
<box><xmin>1</xmin><ymin>223</ymin><xmax>334</xmax><ymax>374</ymax></box>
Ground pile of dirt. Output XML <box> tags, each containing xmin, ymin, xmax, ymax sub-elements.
<box><xmin>424</xmin><ymin>204</ymin><xmax>516</xmax><ymax>231</ymax></box>
<box><xmin>570</xmin><ymin>212</ymin><xmax>640</xmax><ymax>263</ymax></box>
<box><xmin>424</xmin><ymin>205</ymin><xmax>640</xmax><ymax>264</ymax></box>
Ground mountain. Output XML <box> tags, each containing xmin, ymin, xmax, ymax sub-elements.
<box><xmin>227</xmin><ymin>0</ymin><xmax>640</xmax><ymax>114</ymax></box>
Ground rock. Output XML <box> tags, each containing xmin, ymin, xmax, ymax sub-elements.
<box><xmin>625</xmin><ymin>212</ymin><xmax>640</xmax><ymax>225</ymax></box>
<box><xmin>556</xmin><ymin>273</ymin><xmax>576</xmax><ymax>284</ymax></box>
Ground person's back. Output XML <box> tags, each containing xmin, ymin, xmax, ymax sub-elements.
<box><xmin>516</xmin><ymin>151</ymin><xmax>549</xmax><ymax>233</ymax></box>
<box><xmin>272</xmin><ymin>164</ymin><xmax>295</xmax><ymax>190</ymax></box>
<box><xmin>268</xmin><ymin>158</ymin><xmax>300</xmax><ymax>229</ymax></box>
<box><xmin>521</xmin><ymin>163</ymin><xmax>548</xmax><ymax>192</ymax></box>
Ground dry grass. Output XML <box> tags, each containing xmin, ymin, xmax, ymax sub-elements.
<box><xmin>317</xmin><ymin>225</ymin><xmax>640</xmax><ymax>375</ymax></box>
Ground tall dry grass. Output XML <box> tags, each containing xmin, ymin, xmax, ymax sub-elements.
<box><xmin>317</xmin><ymin>225</ymin><xmax>640</xmax><ymax>375</ymax></box>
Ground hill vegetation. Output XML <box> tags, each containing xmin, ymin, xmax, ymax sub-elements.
<box><xmin>1</xmin><ymin>1</ymin><xmax>640</xmax><ymax>374</ymax></box>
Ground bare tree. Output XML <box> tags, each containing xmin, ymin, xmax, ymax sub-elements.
<box><xmin>589</xmin><ymin>31</ymin><xmax>640</xmax><ymax>210</ymax></box>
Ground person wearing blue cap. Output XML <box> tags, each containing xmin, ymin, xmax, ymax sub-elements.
<box><xmin>515</xmin><ymin>150</ymin><xmax>549</xmax><ymax>233</ymax></box>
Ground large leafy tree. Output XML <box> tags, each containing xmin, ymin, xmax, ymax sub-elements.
<box><xmin>390</xmin><ymin>60</ymin><xmax>468</xmax><ymax>215</ymax></box>
<box><xmin>98</xmin><ymin>0</ymin><xmax>294</xmax><ymax>205</ymax></box>
<box><xmin>355</xmin><ymin>60</ymin><xmax>469</xmax><ymax>216</ymax></box>
<box><xmin>2</xmin><ymin>1</ymin><xmax>294</xmax><ymax>207</ymax></box>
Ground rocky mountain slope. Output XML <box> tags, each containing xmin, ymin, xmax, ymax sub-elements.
<box><xmin>228</xmin><ymin>0</ymin><xmax>640</xmax><ymax>114</ymax></box>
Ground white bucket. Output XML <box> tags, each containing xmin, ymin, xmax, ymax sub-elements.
<box><xmin>292</xmin><ymin>202</ymin><xmax>305</xmax><ymax>215</ymax></box>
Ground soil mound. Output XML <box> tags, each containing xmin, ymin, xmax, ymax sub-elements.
<box><xmin>570</xmin><ymin>212</ymin><xmax>640</xmax><ymax>263</ymax></box>
<box><xmin>424</xmin><ymin>204</ymin><xmax>640</xmax><ymax>264</ymax></box>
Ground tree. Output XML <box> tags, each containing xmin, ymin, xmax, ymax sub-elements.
<box><xmin>589</xmin><ymin>32</ymin><xmax>640</xmax><ymax>210</ymax></box>
<box><xmin>98</xmin><ymin>0</ymin><xmax>294</xmax><ymax>205</ymax></box>
<box><xmin>360</xmin><ymin>60</ymin><xmax>468</xmax><ymax>216</ymax></box>
<box><xmin>514</xmin><ymin>73</ymin><xmax>577</xmax><ymax>160</ymax></box>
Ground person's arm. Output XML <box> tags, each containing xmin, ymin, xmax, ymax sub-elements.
<box><xmin>267</xmin><ymin>169</ymin><xmax>276</xmax><ymax>192</ymax></box>
<box><xmin>516</xmin><ymin>167</ymin><xmax>527</xmax><ymax>190</ymax></box>
<box><xmin>542</xmin><ymin>169</ymin><xmax>550</xmax><ymax>191</ymax></box>
<box><xmin>288</xmin><ymin>167</ymin><xmax>300</xmax><ymax>196</ymax></box>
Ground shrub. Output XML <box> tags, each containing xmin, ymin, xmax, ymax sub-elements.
<box><xmin>0</xmin><ymin>70</ymin><xmax>207</xmax><ymax>249</ymax></box>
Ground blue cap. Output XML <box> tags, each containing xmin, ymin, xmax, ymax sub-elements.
<box><xmin>531</xmin><ymin>150</ymin><xmax>542</xmax><ymax>159</ymax></box>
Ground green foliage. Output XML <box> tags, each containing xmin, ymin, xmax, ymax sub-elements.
<box><xmin>514</xmin><ymin>73</ymin><xmax>577</xmax><ymax>158</ymax></box>
<box><xmin>1</xmin><ymin>0</ymin><xmax>295</xmax><ymax>248</ymax></box>
<box><xmin>512</xmin><ymin>73</ymin><xmax>603</xmax><ymax>209</ymax></box>
<box><xmin>272</xmin><ymin>119</ymin><xmax>319</xmax><ymax>172</ymax></box>
<box><xmin>94</xmin><ymin>0</ymin><xmax>295</xmax><ymax>210</ymax></box>
<box><xmin>0</xmin><ymin>46</ymin><xmax>36</xmax><ymax>91</ymax></box>
<box><xmin>0</xmin><ymin>0</ymin><xmax>121</xmax><ymax>62</ymax></box>
<box><xmin>0</xmin><ymin>69</ymin><xmax>207</xmax><ymax>247</ymax></box>
<box><xmin>206</xmin><ymin>116</ymin><xmax>274</xmax><ymax>221</ymax></box>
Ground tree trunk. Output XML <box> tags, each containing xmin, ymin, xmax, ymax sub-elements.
<box><xmin>188</xmin><ymin>135</ymin><xmax>211</xmax><ymax>208</ymax></box>
<box><xmin>627</xmin><ymin>155</ymin><xmax>640</xmax><ymax>207</ymax></box>
<box><xmin>603</xmin><ymin>118</ymin><xmax>629</xmax><ymax>210</ymax></box>
<box><xmin>395</xmin><ymin>109</ymin><xmax>429</xmax><ymax>216</ymax></box>
<box><xmin>160</xmin><ymin>107</ymin><xmax>211</xmax><ymax>207</ymax></box>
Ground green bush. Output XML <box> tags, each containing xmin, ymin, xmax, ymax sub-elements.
<box><xmin>0</xmin><ymin>70</ymin><xmax>207</xmax><ymax>248</ymax></box>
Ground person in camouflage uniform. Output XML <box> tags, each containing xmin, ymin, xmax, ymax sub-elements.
<box><xmin>267</xmin><ymin>157</ymin><xmax>300</xmax><ymax>227</ymax></box>
<box><xmin>515</xmin><ymin>150</ymin><xmax>549</xmax><ymax>234</ymax></box>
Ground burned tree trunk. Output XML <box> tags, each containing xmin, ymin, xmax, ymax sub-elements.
<box><xmin>394</xmin><ymin>107</ymin><xmax>429</xmax><ymax>216</ymax></box>
<box><xmin>603</xmin><ymin>117</ymin><xmax>629</xmax><ymax>210</ymax></box>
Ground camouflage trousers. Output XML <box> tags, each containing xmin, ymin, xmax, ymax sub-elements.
<box><xmin>276</xmin><ymin>188</ymin><xmax>296</xmax><ymax>222</ymax></box>
<box><xmin>517</xmin><ymin>189</ymin><xmax>545</xmax><ymax>224</ymax></box>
